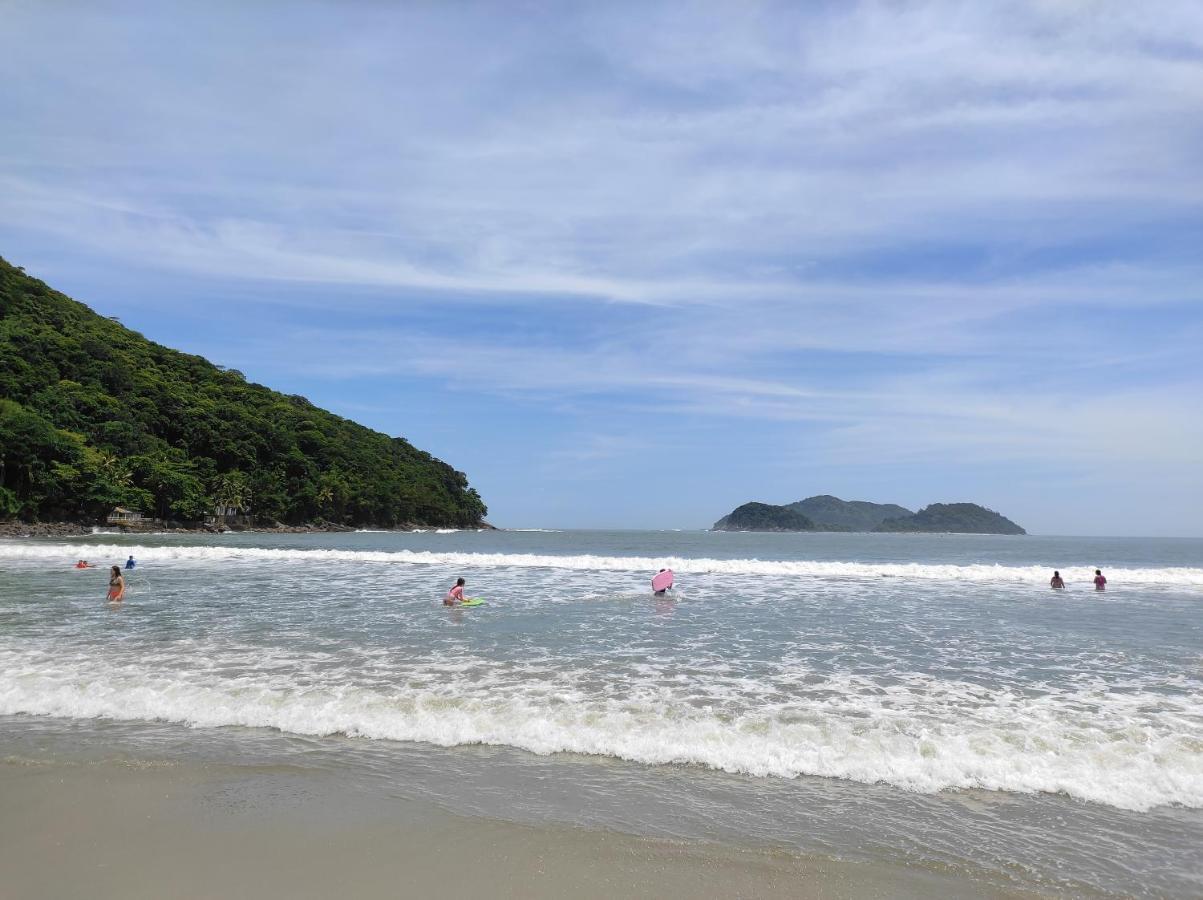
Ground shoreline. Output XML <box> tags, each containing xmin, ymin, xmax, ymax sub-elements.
<box><xmin>0</xmin><ymin>751</ymin><xmax>1040</xmax><ymax>900</ymax></box>
<box><xmin>0</xmin><ymin>520</ymin><xmax>496</xmax><ymax>538</ymax></box>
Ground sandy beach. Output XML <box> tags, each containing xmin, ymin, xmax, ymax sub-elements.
<box><xmin>4</xmin><ymin>531</ymin><xmax>1198</xmax><ymax>897</ymax></box>
<box><xmin>1</xmin><ymin>751</ymin><xmax>1040</xmax><ymax>900</ymax></box>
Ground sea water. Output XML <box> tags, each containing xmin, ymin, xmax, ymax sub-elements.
<box><xmin>1</xmin><ymin>530</ymin><xmax>1200</xmax><ymax>895</ymax></box>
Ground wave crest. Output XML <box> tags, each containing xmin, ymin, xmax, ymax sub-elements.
<box><xmin>0</xmin><ymin>647</ymin><xmax>1198</xmax><ymax>811</ymax></box>
<box><xmin>2</xmin><ymin>540</ymin><xmax>1201</xmax><ymax>585</ymax></box>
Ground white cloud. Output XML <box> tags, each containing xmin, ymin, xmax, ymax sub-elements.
<box><xmin>3</xmin><ymin>1</ymin><xmax>1201</xmax><ymax>304</ymax></box>
<box><xmin>2</xmin><ymin>1</ymin><xmax>1201</xmax><ymax>531</ymax></box>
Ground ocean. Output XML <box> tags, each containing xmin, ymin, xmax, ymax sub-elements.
<box><xmin>1</xmin><ymin>529</ymin><xmax>1200</xmax><ymax>896</ymax></box>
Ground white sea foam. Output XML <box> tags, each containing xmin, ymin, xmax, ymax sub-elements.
<box><xmin>0</xmin><ymin>645</ymin><xmax>1198</xmax><ymax>811</ymax></box>
<box><xmin>2</xmin><ymin>540</ymin><xmax>1200</xmax><ymax>586</ymax></box>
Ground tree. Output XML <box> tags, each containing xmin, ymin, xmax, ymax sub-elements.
<box><xmin>0</xmin><ymin>256</ymin><xmax>489</xmax><ymax>527</ymax></box>
<box><xmin>211</xmin><ymin>470</ymin><xmax>252</xmax><ymax>514</ymax></box>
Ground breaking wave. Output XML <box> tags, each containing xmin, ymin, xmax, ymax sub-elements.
<box><xmin>2</xmin><ymin>540</ymin><xmax>1201</xmax><ymax>586</ymax></box>
<box><xmin>0</xmin><ymin>645</ymin><xmax>1198</xmax><ymax>812</ymax></box>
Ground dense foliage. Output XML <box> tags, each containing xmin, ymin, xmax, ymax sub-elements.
<box><xmin>874</xmin><ymin>503</ymin><xmax>1025</xmax><ymax>535</ymax></box>
<box><xmin>713</xmin><ymin>497</ymin><xmax>1025</xmax><ymax>534</ymax></box>
<box><xmin>786</xmin><ymin>495</ymin><xmax>913</xmax><ymax>531</ymax></box>
<box><xmin>712</xmin><ymin>502</ymin><xmax>816</xmax><ymax>532</ymax></box>
<box><xmin>0</xmin><ymin>258</ymin><xmax>487</xmax><ymax>527</ymax></box>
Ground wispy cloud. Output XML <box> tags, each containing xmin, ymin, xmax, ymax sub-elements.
<box><xmin>2</xmin><ymin>0</ymin><xmax>1201</xmax><ymax>531</ymax></box>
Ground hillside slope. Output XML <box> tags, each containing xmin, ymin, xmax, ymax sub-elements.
<box><xmin>786</xmin><ymin>495</ymin><xmax>913</xmax><ymax>531</ymax></box>
<box><xmin>712</xmin><ymin>497</ymin><xmax>1025</xmax><ymax>534</ymax></box>
<box><xmin>874</xmin><ymin>503</ymin><xmax>1025</xmax><ymax>535</ymax></box>
<box><xmin>0</xmin><ymin>258</ymin><xmax>486</xmax><ymax>527</ymax></box>
<box><xmin>712</xmin><ymin>502</ymin><xmax>816</xmax><ymax>532</ymax></box>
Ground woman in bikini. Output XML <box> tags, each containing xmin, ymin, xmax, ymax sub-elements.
<box><xmin>107</xmin><ymin>565</ymin><xmax>126</xmax><ymax>602</ymax></box>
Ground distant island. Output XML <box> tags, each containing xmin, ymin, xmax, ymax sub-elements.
<box><xmin>873</xmin><ymin>502</ymin><xmax>1025</xmax><ymax>535</ymax></box>
<box><xmin>712</xmin><ymin>502</ymin><xmax>817</xmax><ymax>533</ymax></box>
<box><xmin>787</xmin><ymin>495</ymin><xmax>913</xmax><ymax>531</ymax></box>
<box><xmin>0</xmin><ymin>257</ymin><xmax>488</xmax><ymax>530</ymax></box>
<box><xmin>712</xmin><ymin>495</ymin><xmax>1025</xmax><ymax>535</ymax></box>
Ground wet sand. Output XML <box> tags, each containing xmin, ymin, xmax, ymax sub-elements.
<box><xmin>0</xmin><ymin>756</ymin><xmax>1042</xmax><ymax>900</ymax></box>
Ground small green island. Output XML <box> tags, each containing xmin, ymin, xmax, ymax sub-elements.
<box><xmin>712</xmin><ymin>495</ymin><xmax>1025</xmax><ymax>535</ymax></box>
<box><xmin>0</xmin><ymin>257</ymin><xmax>488</xmax><ymax>530</ymax></box>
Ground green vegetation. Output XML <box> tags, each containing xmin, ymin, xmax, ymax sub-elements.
<box><xmin>712</xmin><ymin>502</ymin><xmax>816</xmax><ymax>532</ymax></box>
<box><xmin>786</xmin><ymin>495</ymin><xmax>913</xmax><ymax>531</ymax></box>
<box><xmin>0</xmin><ymin>258</ymin><xmax>486</xmax><ymax>527</ymax></box>
<box><xmin>712</xmin><ymin>496</ymin><xmax>1025</xmax><ymax>534</ymax></box>
<box><xmin>874</xmin><ymin>503</ymin><xmax>1025</xmax><ymax>535</ymax></box>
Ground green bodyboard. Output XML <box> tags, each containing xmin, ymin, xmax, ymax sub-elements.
<box><xmin>459</xmin><ymin>598</ymin><xmax>485</xmax><ymax>607</ymax></box>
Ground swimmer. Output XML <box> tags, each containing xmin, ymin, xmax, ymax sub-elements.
<box><xmin>1093</xmin><ymin>569</ymin><xmax>1107</xmax><ymax>591</ymax></box>
<box><xmin>445</xmin><ymin>577</ymin><xmax>466</xmax><ymax>606</ymax></box>
<box><xmin>124</xmin><ymin>555</ymin><xmax>136</xmax><ymax>570</ymax></box>
<box><xmin>652</xmin><ymin>567</ymin><xmax>674</xmax><ymax>596</ymax></box>
<box><xmin>74</xmin><ymin>560</ymin><xmax>94</xmax><ymax>569</ymax></box>
<box><xmin>1050</xmin><ymin>571</ymin><xmax>1065</xmax><ymax>589</ymax></box>
<box><xmin>107</xmin><ymin>565</ymin><xmax>125</xmax><ymax>602</ymax></box>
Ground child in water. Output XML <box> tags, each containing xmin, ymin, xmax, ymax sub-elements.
<box><xmin>445</xmin><ymin>577</ymin><xmax>466</xmax><ymax>606</ymax></box>
<box><xmin>1094</xmin><ymin>569</ymin><xmax>1107</xmax><ymax>591</ymax></box>
<box><xmin>107</xmin><ymin>565</ymin><xmax>125</xmax><ymax>602</ymax></box>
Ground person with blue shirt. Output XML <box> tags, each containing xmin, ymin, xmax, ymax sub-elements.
<box><xmin>124</xmin><ymin>555</ymin><xmax>136</xmax><ymax>570</ymax></box>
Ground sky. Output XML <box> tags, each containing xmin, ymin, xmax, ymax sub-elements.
<box><xmin>2</xmin><ymin>1</ymin><xmax>1201</xmax><ymax>535</ymax></box>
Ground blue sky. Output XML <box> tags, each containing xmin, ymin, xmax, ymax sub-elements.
<box><xmin>2</xmin><ymin>1</ymin><xmax>1201</xmax><ymax>534</ymax></box>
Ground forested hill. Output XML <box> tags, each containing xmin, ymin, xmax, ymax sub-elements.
<box><xmin>712</xmin><ymin>502</ymin><xmax>816</xmax><ymax>532</ymax></box>
<box><xmin>0</xmin><ymin>258</ymin><xmax>487</xmax><ymax>527</ymax></box>
<box><xmin>712</xmin><ymin>497</ymin><xmax>1025</xmax><ymax>534</ymax></box>
<box><xmin>786</xmin><ymin>495</ymin><xmax>913</xmax><ymax>531</ymax></box>
<box><xmin>874</xmin><ymin>503</ymin><xmax>1025</xmax><ymax>535</ymax></box>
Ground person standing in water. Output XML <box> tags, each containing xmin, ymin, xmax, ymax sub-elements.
<box><xmin>445</xmin><ymin>577</ymin><xmax>466</xmax><ymax>606</ymax></box>
<box><xmin>1094</xmin><ymin>569</ymin><xmax>1107</xmax><ymax>591</ymax></box>
<box><xmin>1050</xmin><ymin>571</ymin><xmax>1065</xmax><ymax>589</ymax></box>
<box><xmin>107</xmin><ymin>565</ymin><xmax>126</xmax><ymax>602</ymax></box>
<box><xmin>125</xmin><ymin>555</ymin><xmax>136</xmax><ymax>570</ymax></box>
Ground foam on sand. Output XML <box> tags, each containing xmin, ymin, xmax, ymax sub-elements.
<box><xmin>1</xmin><ymin>644</ymin><xmax>1198</xmax><ymax>812</ymax></box>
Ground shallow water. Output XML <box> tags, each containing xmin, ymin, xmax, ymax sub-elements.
<box><xmin>2</xmin><ymin>530</ymin><xmax>1201</xmax><ymax>895</ymax></box>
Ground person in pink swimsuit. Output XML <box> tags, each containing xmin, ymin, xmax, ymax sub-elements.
<box><xmin>1093</xmin><ymin>569</ymin><xmax>1107</xmax><ymax>591</ymax></box>
<box><xmin>445</xmin><ymin>577</ymin><xmax>466</xmax><ymax>606</ymax></box>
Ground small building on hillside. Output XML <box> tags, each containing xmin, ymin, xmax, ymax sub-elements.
<box><xmin>106</xmin><ymin>507</ymin><xmax>146</xmax><ymax>526</ymax></box>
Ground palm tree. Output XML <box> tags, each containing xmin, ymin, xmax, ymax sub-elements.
<box><xmin>212</xmin><ymin>471</ymin><xmax>251</xmax><ymax>516</ymax></box>
<box><xmin>94</xmin><ymin>451</ymin><xmax>132</xmax><ymax>487</ymax></box>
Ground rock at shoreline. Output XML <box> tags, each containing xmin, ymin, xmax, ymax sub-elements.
<box><xmin>0</xmin><ymin>519</ymin><xmax>403</xmax><ymax>537</ymax></box>
<box><xmin>0</xmin><ymin>521</ymin><xmax>91</xmax><ymax>538</ymax></box>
